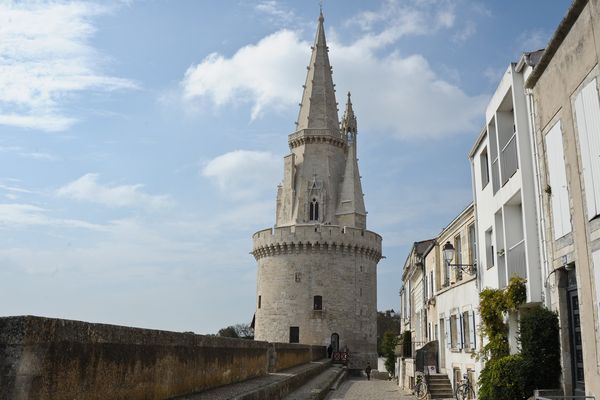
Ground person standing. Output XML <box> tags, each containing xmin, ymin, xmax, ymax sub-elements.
<box><xmin>365</xmin><ymin>362</ymin><xmax>372</xmax><ymax>381</ymax></box>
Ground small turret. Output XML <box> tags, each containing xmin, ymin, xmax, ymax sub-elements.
<box><xmin>337</xmin><ymin>92</ymin><xmax>367</xmax><ymax>229</ymax></box>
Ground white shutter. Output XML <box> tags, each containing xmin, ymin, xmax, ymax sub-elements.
<box><xmin>458</xmin><ymin>314</ymin><xmax>464</xmax><ymax>349</ymax></box>
<box><xmin>445</xmin><ymin>318</ymin><xmax>451</xmax><ymax>349</ymax></box>
<box><xmin>545</xmin><ymin>121</ymin><xmax>572</xmax><ymax>239</ymax></box>
<box><xmin>470</xmin><ymin>310</ymin><xmax>477</xmax><ymax>350</ymax></box>
<box><xmin>574</xmin><ymin>79</ymin><xmax>600</xmax><ymax>220</ymax></box>
<box><xmin>593</xmin><ymin>250</ymin><xmax>600</xmax><ymax>335</ymax></box>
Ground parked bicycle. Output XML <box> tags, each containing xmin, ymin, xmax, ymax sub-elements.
<box><xmin>455</xmin><ymin>372</ymin><xmax>476</xmax><ymax>400</ymax></box>
<box><xmin>414</xmin><ymin>371</ymin><xmax>429</xmax><ymax>400</ymax></box>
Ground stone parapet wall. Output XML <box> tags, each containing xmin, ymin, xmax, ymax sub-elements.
<box><xmin>0</xmin><ymin>316</ymin><xmax>325</xmax><ymax>400</ymax></box>
<box><xmin>252</xmin><ymin>225</ymin><xmax>382</xmax><ymax>261</ymax></box>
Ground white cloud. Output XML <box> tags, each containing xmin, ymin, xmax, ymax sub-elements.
<box><xmin>56</xmin><ymin>173</ymin><xmax>172</xmax><ymax>209</ymax></box>
<box><xmin>202</xmin><ymin>150</ymin><xmax>281</xmax><ymax>200</ymax></box>
<box><xmin>182</xmin><ymin>30</ymin><xmax>308</xmax><ymax>120</ymax></box>
<box><xmin>254</xmin><ymin>1</ymin><xmax>296</xmax><ymax>26</ymax></box>
<box><xmin>181</xmin><ymin>23</ymin><xmax>487</xmax><ymax>139</ymax></box>
<box><xmin>0</xmin><ymin>203</ymin><xmax>102</xmax><ymax>230</ymax></box>
<box><xmin>0</xmin><ymin>1</ymin><xmax>137</xmax><ymax>132</ymax></box>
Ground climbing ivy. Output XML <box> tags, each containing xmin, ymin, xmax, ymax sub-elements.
<box><xmin>477</xmin><ymin>276</ymin><xmax>527</xmax><ymax>400</ymax></box>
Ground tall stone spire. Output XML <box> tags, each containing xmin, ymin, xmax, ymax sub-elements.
<box><xmin>295</xmin><ymin>11</ymin><xmax>340</xmax><ymax>134</ymax></box>
<box><xmin>337</xmin><ymin>92</ymin><xmax>367</xmax><ymax>229</ymax></box>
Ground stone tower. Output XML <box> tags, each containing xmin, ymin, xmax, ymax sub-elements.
<box><xmin>251</xmin><ymin>12</ymin><xmax>382</xmax><ymax>369</ymax></box>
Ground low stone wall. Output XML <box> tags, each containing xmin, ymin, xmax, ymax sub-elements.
<box><xmin>270</xmin><ymin>342</ymin><xmax>326</xmax><ymax>372</ymax></box>
<box><xmin>0</xmin><ymin>316</ymin><xmax>325</xmax><ymax>400</ymax></box>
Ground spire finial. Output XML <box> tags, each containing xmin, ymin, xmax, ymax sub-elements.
<box><xmin>319</xmin><ymin>0</ymin><xmax>324</xmax><ymax>21</ymax></box>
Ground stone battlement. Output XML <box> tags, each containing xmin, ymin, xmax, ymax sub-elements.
<box><xmin>288</xmin><ymin>128</ymin><xmax>346</xmax><ymax>149</ymax></box>
<box><xmin>252</xmin><ymin>224</ymin><xmax>382</xmax><ymax>261</ymax></box>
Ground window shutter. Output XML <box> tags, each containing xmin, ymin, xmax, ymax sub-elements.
<box><xmin>574</xmin><ymin>79</ymin><xmax>600</xmax><ymax>220</ymax></box>
<box><xmin>593</xmin><ymin>250</ymin><xmax>600</xmax><ymax>335</ymax></box>
<box><xmin>445</xmin><ymin>318</ymin><xmax>451</xmax><ymax>349</ymax></box>
<box><xmin>458</xmin><ymin>314</ymin><xmax>464</xmax><ymax>349</ymax></box>
<box><xmin>545</xmin><ymin>121</ymin><xmax>572</xmax><ymax>239</ymax></box>
<box><xmin>469</xmin><ymin>310</ymin><xmax>477</xmax><ymax>349</ymax></box>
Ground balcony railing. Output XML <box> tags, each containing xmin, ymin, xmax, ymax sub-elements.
<box><xmin>492</xmin><ymin>157</ymin><xmax>500</xmax><ymax>194</ymax></box>
<box><xmin>500</xmin><ymin>133</ymin><xmax>518</xmax><ymax>185</ymax></box>
<box><xmin>507</xmin><ymin>239</ymin><xmax>526</xmax><ymax>280</ymax></box>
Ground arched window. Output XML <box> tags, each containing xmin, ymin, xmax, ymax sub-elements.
<box><xmin>309</xmin><ymin>198</ymin><xmax>319</xmax><ymax>221</ymax></box>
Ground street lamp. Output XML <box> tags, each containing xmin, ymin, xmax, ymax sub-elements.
<box><xmin>443</xmin><ymin>241</ymin><xmax>477</xmax><ymax>275</ymax></box>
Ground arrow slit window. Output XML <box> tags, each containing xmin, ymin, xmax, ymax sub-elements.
<box><xmin>309</xmin><ymin>198</ymin><xmax>319</xmax><ymax>221</ymax></box>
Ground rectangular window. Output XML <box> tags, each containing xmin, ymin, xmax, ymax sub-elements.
<box><xmin>485</xmin><ymin>228</ymin><xmax>494</xmax><ymax>268</ymax></box>
<box><xmin>450</xmin><ymin>314</ymin><xmax>457</xmax><ymax>348</ymax></box>
<box><xmin>430</xmin><ymin>271</ymin><xmax>434</xmax><ymax>296</ymax></box>
<box><xmin>470</xmin><ymin>310</ymin><xmax>477</xmax><ymax>350</ymax></box>
<box><xmin>444</xmin><ymin>318</ymin><xmax>451</xmax><ymax>349</ymax></box>
<box><xmin>574</xmin><ymin>78</ymin><xmax>600</xmax><ymax>220</ymax></box>
<box><xmin>289</xmin><ymin>326</ymin><xmax>299</xmax><ymax>343</ymax></box>
<box><xmin>455</xmin><ymin>235</ymin><xmax>462</xmax><ymax>281</ymax></box>
<box><xmin>545</xmin><ymin>120</ymin><xmax>572</xmax><ymax>239</ymax></box>
<box><xmin>313</xmin><ymin>295</ymin><xmax>322</xmax><ymax>310</ymax></box>
<box><xmin>295</xmin><ymin>272</ymin><xmax>302</xmax><ymax>282</ymax></box>
<box><xmin>480</xmin><ymin>147</ymin><xmax>490</xmax><ymax>188</ymax></box>
<box><xmin>462</xmin><ymin>311</ymin><xmax>470</xmax><ymax>349</ymax></box>
<box><xmin>258</xmin><ymin>295</ymin><xmax>261</xmax><ymax>309</ymax></box>
<box><xmin>468</xmin><ymin>223</ymin><xmax>476</xmax><ymax>266</ymax></box>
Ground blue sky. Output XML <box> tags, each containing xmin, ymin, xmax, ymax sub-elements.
<box><xmin>0</xmin><ymin>0</ymin><xmax>570</xmax><ymax>334</ymax></box>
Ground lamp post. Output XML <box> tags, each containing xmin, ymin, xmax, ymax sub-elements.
<box><xmin>443</xmin><ymin>241</ymin><xmax>477</xmax><ymax>275</ymax></box>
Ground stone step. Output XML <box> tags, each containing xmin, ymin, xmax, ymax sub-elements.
<box><xmin>283</xmin><ymin>364</ymin><xmax>346</xmax><ymax>400</ymax></box>
<box><xmin>172</xmin><ymin>359</ymin><xmax>332</xmax><ymax>400</ymax></box>
<box><xmin>426</xmin><ymin>373</ymin><xmax>454</xmax><ymax>400</ymax></box>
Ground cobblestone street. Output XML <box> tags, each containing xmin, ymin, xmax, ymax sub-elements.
<box><xmin>325</xmin><ymin>378</ymin><xmax>416</xmax><ymax>400</ymax></box>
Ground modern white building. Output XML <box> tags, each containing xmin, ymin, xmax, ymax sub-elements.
<box><xmin>469</xmin><ymin>52</ymin><xmax>544</xmax><ymax>352</ymax></box>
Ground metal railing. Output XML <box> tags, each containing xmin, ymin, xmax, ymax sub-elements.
<box><xmin>492</xmin><ymin>157</ymin><xmax>500</xmax><ymax>194</ymax></box>
<box><xmin>534</xmin><ymin>389</ymin><xmax>595</xmax><ymax>399</ymax></box>
<box><xmin>500</xmin><ymin>133</ymin><xmax>518</xmax><ymax>185</ymax></box>
<box><xmin>507</xmin><ymin>239</ymin><xmax>526</xmax><ymax>279</ymax></box>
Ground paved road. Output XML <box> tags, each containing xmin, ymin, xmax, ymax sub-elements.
<box><xmin>325</xmin><ymin>378</ymin><xmax>417</xmax><ymax>400</ymax></box>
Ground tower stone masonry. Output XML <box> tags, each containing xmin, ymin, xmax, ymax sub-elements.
<box><xmin>251</xmin><ymin>12</ymin><xmax>382</xmax><ymax>369</ymax></box>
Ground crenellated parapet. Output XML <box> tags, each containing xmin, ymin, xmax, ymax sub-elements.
<box><xmin>288</xmin><ymin>129</ymin><xmax>346</xmax><ymax>150</ymax></box>
<box><xmin>252</xmin><ymin>224</ymin><xmax>382</xmax><ymax>261</ymax></box>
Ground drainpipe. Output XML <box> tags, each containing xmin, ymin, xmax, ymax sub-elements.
<box><xmin>524</xmin><ymin>87</ymin><xmax>550</xmax><ymax>306</ymax></box>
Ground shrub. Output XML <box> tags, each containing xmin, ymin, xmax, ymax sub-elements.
<box><xmin>505</xmin><ymin>277</ymin><xmax>527</xmax><ymax>311</ymax></box>
<box><xmin>381</xmin><ymin>331</ymin><xmax>399</xmax><ymax>376</ymax></box>
<box><xmin>478</xmin><ymin>354</ymin><xmax>528</xmax><ymax>400</ymax></box>
<box><xmin>520</xmin><ymin>306</ymin><xmax>561</xmax><ymax>392</ymax></box>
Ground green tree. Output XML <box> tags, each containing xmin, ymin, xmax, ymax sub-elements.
<box><xmin>519</xmin><ymin>306</ymin><xmax>561</xmax><ymax>392</ymax></box>
<box><xmin>377</xmin><ymin>309</ymin><xmax>400</xmax><ymax>355</ymax></box>
<box><xmin>381</xmin><ymin>330</ymin><xmax>399</xmax><ymax>376</ymax></box>
<box><xmin>216</xmin><ymin>323</ymin><xmax>254</xmax><ymax>339</ymax></box>
<box><xmin>217</xmin><ymin>326</ymin><xmax>239</xmax><ymax>338</ymax></box>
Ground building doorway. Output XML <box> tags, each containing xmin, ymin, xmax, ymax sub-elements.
<box><xmin>567</xmin><ymin>286</ymin><xmax>585</xmax><ymax>396</ymax></box>
<box><xmin>331</xmin><ymin>333</ymin><xmax>339</xmax><ymax>353</ymax></box>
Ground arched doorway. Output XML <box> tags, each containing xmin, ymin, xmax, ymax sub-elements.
<box><xmin>331</xmin><ymin>333</ymin><xmax>339</xmax><ymax>353</ymax></box>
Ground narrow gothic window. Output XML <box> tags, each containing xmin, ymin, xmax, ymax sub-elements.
<box><xmin>258</xmin><ymin>295</ymin><xmax>261</xmax><ymax>309</ymax></box>
<box><xmin>309</xmin><ymin>198</ymin><xmax>319</xmax><ymax>221</ymax></box>
<box><xmin>313</xmin><ymin>295</ymin><xmax>322</xmax><ymax>310</ymax></box>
